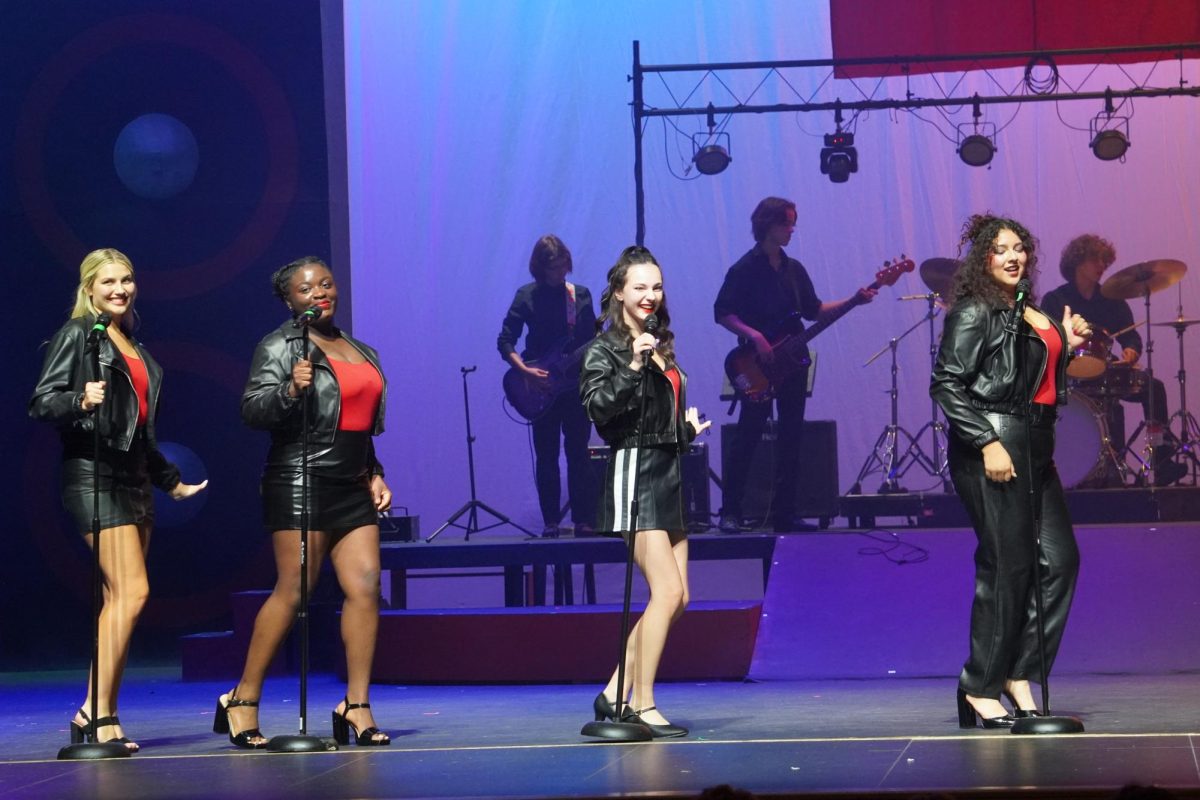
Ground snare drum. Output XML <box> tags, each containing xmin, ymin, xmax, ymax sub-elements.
<box><xmin>1054</xmin><ymin>390</ymin><xmax>1111</xmax><ymax>488</ymax></box>
<box><xmin>1066</xmin><ymin>333</ymin><xmax>1112</xmax><ymax>380</ymax></box>
<box><xmin>1102</xmin><ymin>364</ymin><xmax>1147</xmax><ymax>397</ymax></box>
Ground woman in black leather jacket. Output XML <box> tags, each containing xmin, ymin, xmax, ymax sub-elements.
<box><xmin>579</xmin><ymin>245</ymin><xmax>710</xmax><ymax>738</ymax></box>
<box><xmin>931</xmin><ymin>215</ymin><xmax>1093</xmax><ymax>729</ymax></box>
<box><xmin>215</xmin><ymin>256</ymin><xmax>392</xmax><ymax>749</ymax></box>
<box><xmin>30</xmin><ymin>248</ymin><xmax>207</xmax><ymax>751</ymax></box>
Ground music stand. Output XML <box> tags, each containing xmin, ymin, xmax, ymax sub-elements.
<box><xmin>428</xmin><ymin>366</ymin><xmax>537</xmax><ymax>541</ymax></box>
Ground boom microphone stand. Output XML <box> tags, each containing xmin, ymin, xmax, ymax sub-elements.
<box><xmin>581</xmin><ymin>322</ymin><xmax>656</xmax><ymax>742</ymax></box>
<box><xmin>1010</xmin><ymin>294</ymin><xmax>1083</xmax><ymax>735</ymax></box>
<box><xmin>268</xmin><ymin>309</ymin><xmax>333</xmax><ymax>752</ymax></box>
<box><xmin>427</xmin><ymin>366</ymin><xmax>536</xmax><ymax>541</ymax></box>
<box><xmin>59</xmin><ymin>313</ymin><xmax>130</xmax><ymax>760</ymax></box>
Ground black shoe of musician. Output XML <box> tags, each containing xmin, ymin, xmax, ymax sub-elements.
<box><xmin>1154</xmin><ymin>459</ymin><xmax>1188</xmax><ymax>487</ymax></box>
<box><xmin>573</xmin><ymin>523</ymin><xmax>597</xmax><ymax>538</ymax></box>
<box><xmin>541</xmin><ymin>524</ymin><xmax>561</xmax><ymax>539</ymax></box>
<box><xmin>718</xmin><ymin>514</ymin><xmax>742</xmax><ymax>534</ymax></box>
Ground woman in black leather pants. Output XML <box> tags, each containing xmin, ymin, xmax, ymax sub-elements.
<box><xmin>30</xmin><ymin>248</ymin><xmax>208</xmax><ymax>751</ymax></box>
<box><xmin>931</xmin><ymin>215</ymin><xmax>1093</xmax><ymax>728</ymax></box>
<box><xmin>215</xmin><ymin>256</ymin><xmax>392</xmax><ymax>749</ymax></box>
<box><xmin>580</xmin><ymin>246</ymin><xmax>711</xmax><ymax>738</ymax></box>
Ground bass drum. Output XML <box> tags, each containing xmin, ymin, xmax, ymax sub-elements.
<box><xmin>1053</xmin><ymin>390</ymin><xmax>1111</xmax><ymax>488</ymax></box>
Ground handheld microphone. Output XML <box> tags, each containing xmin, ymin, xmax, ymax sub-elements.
<box><xmin>87</xmin><ymin>312</ymin><xmax>112</xmax><ymax>342</ymax></box>
<box><xmin>641</xmin><ymin>314</ymin><xmax>660</xmax><ymax>363</ymax></box>
<box><xmin>293</xmin><ymin>305</ymin><xmax>323</xmax><ymax>328</ymax></box>
<box><xmin>1006</xmin><ymin>278</ymin><xmax>1032</xmax><ymax>334</ymax></box>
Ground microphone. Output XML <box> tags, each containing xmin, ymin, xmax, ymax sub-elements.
<box><xmin>293</xmin><ymin>305</ymin><xmax>323</xmax><ymax>328</ymax></box>
<box><xmin>641</xmin><ymin>314</ymin><xmax>660</xmax><ymax>363</ymax></box>
<box><xmin>87</xmin><ymin>312</ymin><xmax>112</xmax><ymax>342</ymax></box>
<box><xmin>1007</xmin><ymin>278</ymin><xmax>1032</xmax><ymax>334</ymax></box>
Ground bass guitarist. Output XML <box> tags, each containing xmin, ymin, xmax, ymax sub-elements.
<box><xmin>715</xmin><ymin>197</ymin><xmax>876</xmax><ymax>533</ymax></box>
<box><xmin>497</xmin><ymin>235</ymin><xmax>599</xmax><ymax>537</ymax></box>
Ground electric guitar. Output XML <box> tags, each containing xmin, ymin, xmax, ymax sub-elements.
<box><xmin>724</xmin><ymin>256</ymin><xmax>914</xmax><ymax>402</ymax></box>
<box><xmin>503</xmin><ymin>337</ymin><xmax>593</xmax><ymax>421</ymax></box>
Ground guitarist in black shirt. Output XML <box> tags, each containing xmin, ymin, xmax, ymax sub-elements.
<box><xmin>497</xmin><ymin>235</ymin><xmax>598</xmax><ymax>536</ymax></box>
<box><xmin>715</xmin><ymin>197</ymin><xmax>877</xmax><ymax>532</ymax></box>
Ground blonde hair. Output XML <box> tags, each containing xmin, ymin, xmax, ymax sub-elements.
<box><xmin>70</xmin><ymin>248</ymin><xmax>136</xmax><ymax>330</ymax></box>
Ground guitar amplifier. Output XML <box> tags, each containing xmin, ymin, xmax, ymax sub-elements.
<box><xmin>589</xmin><ymin>443</ymin><xmax>711</xmax><ymax>527</ymax></box>
<box><xmin>719</xmin><ymin>420</ymin><xmax>839</xmax><ymax>521</ymax></box>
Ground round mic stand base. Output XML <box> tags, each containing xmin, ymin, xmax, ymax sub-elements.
<box><xmin>266</xmin><ymin>734</ymin><xmax>335</xmax><ymax>753</ymax></box>
<box><xmin>1012</xmin><ymin>715</ymin><xmax>1084</xmax><ymax>735</ymax></box>
<box><xmin>57</xmin><ymin>742</ymin><xmax>132</xmax><ymax>760</ymax></box>
<box><xmin>580</xmin><ymin>720</ymin><xmax>652</xmax><ymax>742</ymax></box>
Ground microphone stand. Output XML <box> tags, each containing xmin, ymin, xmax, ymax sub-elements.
<box><xmin>59</xmin><ymin>316</ymin><xmax>131</xmax><ymax>760</ymax></box>
<box><xmin>581</xmin><ymin>336</ymin><xmax>653</xmax><ymax>742</ymax></box>
<box><xmin>1011</xmin><ymin>311</ymin><xmax>1083</xmax><ymax>735</ymax></box>
<box><xmin>268</xmin><ymin>317</ymin><xmax>333</xmax><ymax>752</ymax></box>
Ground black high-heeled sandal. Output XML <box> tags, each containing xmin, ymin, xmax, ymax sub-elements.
<box><xmin>332</xmin><ymin>697</ymin><xmax>390</xmax><ymax>746</ymax></box>
<box><xmin>621</xmin><ymin>706</ymin><xmax>688</xmax><ymax>738</ymax></box>
<box><xmin>70</xmin><ymin>709</ymin><xmax>139</xmax><ymax>752</ymax></box>
<box><xmin>957</xmin><ymin>688</ymin><xmax>1016</xmax><ymax>729</ymax></box>
<box><xmin>1002</xmin><ymin>689</ymin><xmax>1043</xmax><ymax>718</ymax></box>
<box><xmin>213</xmin><ymin>691</ymin><xmax>268</xmax><ymax>749</ymax></box>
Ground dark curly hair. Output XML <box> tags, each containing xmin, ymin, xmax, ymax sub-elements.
<box><xmin>271</xmin><ymin>256</ymin><xmax>329</xmax><ymax>307</ymax></box>
<box><xmin>1059</xmin><ymin>233</ymin><xmax>1115</xmax><ymax>282</ymax></box>
<box><xmin>596</xmin><ymin>245</ymin><xmax>676</xmax><ymax>368</ymax></box>
<box><xmin>950</xmin><ymin>214</ymin><xmax>1040</xmax><ymax>309</ymax></box>
<box><xmin>528</xmin><ymin>235</ymin><xmax>572</xmax><ymax>283</ymax></box>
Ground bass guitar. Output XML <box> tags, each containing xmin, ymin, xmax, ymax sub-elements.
<box><xmin>724</xmin><ymin>256</ymin><xmax>914</xmax><ymax>402</ymax></box>
<box><xmin>503</xmin><ymin>337</ymin><xmax>593</xmax><ymax>421</ymax></box>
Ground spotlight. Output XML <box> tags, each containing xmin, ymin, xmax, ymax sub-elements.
<box><xmin>956</xmin><ymin>99</ymin><xmax>996</xmax><ymax>167</ymax></box>
<box><xmin>691</xmin><ymin>101</ymin><xmax>732</xmax><ymax>176</ymax></box>
<box><xmin>1089</xmin><ymin>88</ymin><xmax>1131</xmax><ymax>162</ymax></box>
<box><xmin>1090</xmin><ymin>128</ymin><xmax>1129</xmax><ymax>161</ymax></box>
<box><xmin>819</xmin><ymin>131</ymin><xmax>857</xmax><ymax>183</ymax></box>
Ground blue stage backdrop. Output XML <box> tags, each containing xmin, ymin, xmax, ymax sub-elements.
<box><xmin>1</xmin><ymin>0</ymin><xmax>342</xmax><ymax>668</ymax></box>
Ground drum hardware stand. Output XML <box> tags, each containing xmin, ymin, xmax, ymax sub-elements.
<box><xmin>900</xmin><ymin>293</ymin><xmax>951</xmax><ymax>490</ymax></box>
<box><xmin>850</xmin><ymin>307</ymin><xmax>930</xmax><ymax>494</ymax></box>
<box><xmin>1118</xmin><ymin>287</ymin><xmax>1179</xmax><ymax>488</ymax></box>
<box><xmin>1162</xmin><ymin>293</ymin><xmax>1200</xmax><ymax>482</ymax></box>
<box><xmin>428</xmin><ymin>366</ymin><xmax>537</xmax><ymax>542</ymax></box>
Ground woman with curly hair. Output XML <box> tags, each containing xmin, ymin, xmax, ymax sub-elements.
<box><xmin>931</xmin><ymin>215</ymin><xmax>1094</xmax><ymax>728</ymax></box>
<box><xmin>579</xmin><ymin>245</ymin><xmax>711</xmax><ymax>738</ymax></box>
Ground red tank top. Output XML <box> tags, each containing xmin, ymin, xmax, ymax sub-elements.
<box><xmin>1031</xmin><ymin>322</ymin><xmax>1063</xmax><ymax>406</ymax></box>
<box><xmin>123</xmin><ymin>351</ymin><xmax>149</xmax><ymax>426</ymax></box>
<box><xmin>663</xmin><ymin>367</ymin><xmax>681</xmax><ymax>416</ymax></box>
<box><xmin>327</xmin><ymin>358</ymin><xmax>383</xmax><ymax>431</ymax></box>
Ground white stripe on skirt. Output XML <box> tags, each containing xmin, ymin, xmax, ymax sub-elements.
<box><xmin>612</xmin><ymin>446</ymin><xmax>638</xmax><ymax>532</ymax></box>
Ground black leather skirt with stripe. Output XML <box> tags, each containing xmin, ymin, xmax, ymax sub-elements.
<box><xmin>596</xmin><ymin>444</ymin><xmax>686</xmax><ymax>538</ymax></box>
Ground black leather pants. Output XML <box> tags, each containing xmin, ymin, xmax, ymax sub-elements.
<box><xmin>949</xmin><ymin>410</ymin><xmax>1080</xmax><ymax>699</ymax></box>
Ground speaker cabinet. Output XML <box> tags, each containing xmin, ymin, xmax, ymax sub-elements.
<box><xmin>720</xmin><ymin>421</ymin><xmax>839</xmax><ymax>522</ymax></box>
<box><xmin>589</xmin><ymin>443</ymin><xmax>711</xmax><ymax>527</ymax></box>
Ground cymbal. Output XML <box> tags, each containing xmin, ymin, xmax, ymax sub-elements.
<box><xmin>1100</xmin><ymin>259</ymin><xmax>1187</xmax><ymax>299</ymax></box>
<box><xmin>919</xmin><ymin>258</ymin><xmax>959</xmax><ymax>296</ymax></box>
<box><xmin>1152</xmin><ymin>317</ymin><xmax>1200</xmax><ymax>328</ymax></box>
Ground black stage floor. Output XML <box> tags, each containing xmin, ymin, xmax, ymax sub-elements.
<box><xmin>1</xmin><ymin>670</ymin><xmax>1198</xmax><ymax>799</ymax></box>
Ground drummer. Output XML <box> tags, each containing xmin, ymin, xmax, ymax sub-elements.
<box><xmin>1041</xmin><ymin>234</ymin><xmax>1185</xmax><ymax>486</ymax></box>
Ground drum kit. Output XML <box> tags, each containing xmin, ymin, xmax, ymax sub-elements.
<box><xmin>907</xmin><ymin>256</ymin><xmax>1199</xmax><ymax>490</ymax></box>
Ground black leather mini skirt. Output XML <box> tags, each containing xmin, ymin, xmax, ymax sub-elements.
<box><xmin>260</xmin><ymin>430</ymin><xmax>378</xmax><ymax>532</ymax></box>
<box><xmin>61</xmin><ymin>430</ymin><xmax>154</xmax><ymax>534</ymax></box>
<box><xmin>596</xmin><ymin>443</ymin><xmax>685</xmax><ymax>537</ymax></box>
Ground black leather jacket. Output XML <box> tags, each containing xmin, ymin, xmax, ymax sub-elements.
<box><xmin>579</xmin><ymin>327</ymin><xmax>697</xmax><ymax>451</ymax></box>
<box><xmin>931</xmin><ymin>300</ymin><xmax>1070</xmax><ymax>450</ymax></box>
<box><xmin>241</xmin><ymin>319</ymin><xmax>387</xmax><ymax>474</ymax></box>
<box><xmin>29</xmin><ymin>316</ymin><xmax>181</xmax><ymax>490</ymax></box>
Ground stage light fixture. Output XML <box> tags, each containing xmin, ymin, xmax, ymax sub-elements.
<box><xmin>956</xmin><ymin>98</ymin><xmax>996</xmax><ymax>167</ymax></box>
<box><xmin>691</xmin><ymin>102</ymin><xmax>731</xmax><ymax>175</ymax></box>
<box><xmin>1089</xmin><ymin>88</ymin><xmax>1130</xmax><ymax>162</ymax></box>
<box><xmin>819</xmin><ymin>131</ymin><xmax>857</xmax><ymax>183</ymax></box>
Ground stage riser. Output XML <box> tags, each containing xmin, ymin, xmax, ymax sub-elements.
<box><xmin>841</xmin><ymin>486</ymin><xmax>1200</xmax><ymax>526</ymax></box>
<box><xmin>339</xmin><ymin>602</ymin><xmax>761</xmax><ymax>683</ymax></box>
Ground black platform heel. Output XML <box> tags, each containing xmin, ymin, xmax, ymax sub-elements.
<box><xmin>622</xmin><ymin>706</ymin><xmax>688</xmax><ymax>738</ymax></box>
<box><xmin>957</xmin><ymin>688</ymin><xmax>1016</xmax><ymax>729</ymax></box>
<box><xmin>71</xmin><ymin>709</ymin><xmax>138</xmax><ymax>751</ymax></box>
<box><xmin>331</xmin><ymin>697</ymin><xmax>390</xmax><ymax>746</ymax></box>
<box><xmin>1002</xmin><ymin>689</ymin><xmax>1043</xmax><ymax>718</ymax></box>
<box><xmin>213</xmin><ymin>691</ymin><xmax>268</xmax><ymax>749</ymax></box>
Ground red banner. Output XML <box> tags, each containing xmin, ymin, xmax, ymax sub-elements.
<box><xmin>830</xmin><ymin>0</ymin><xmax>1200</xmax><ymax>78</ymax></box>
